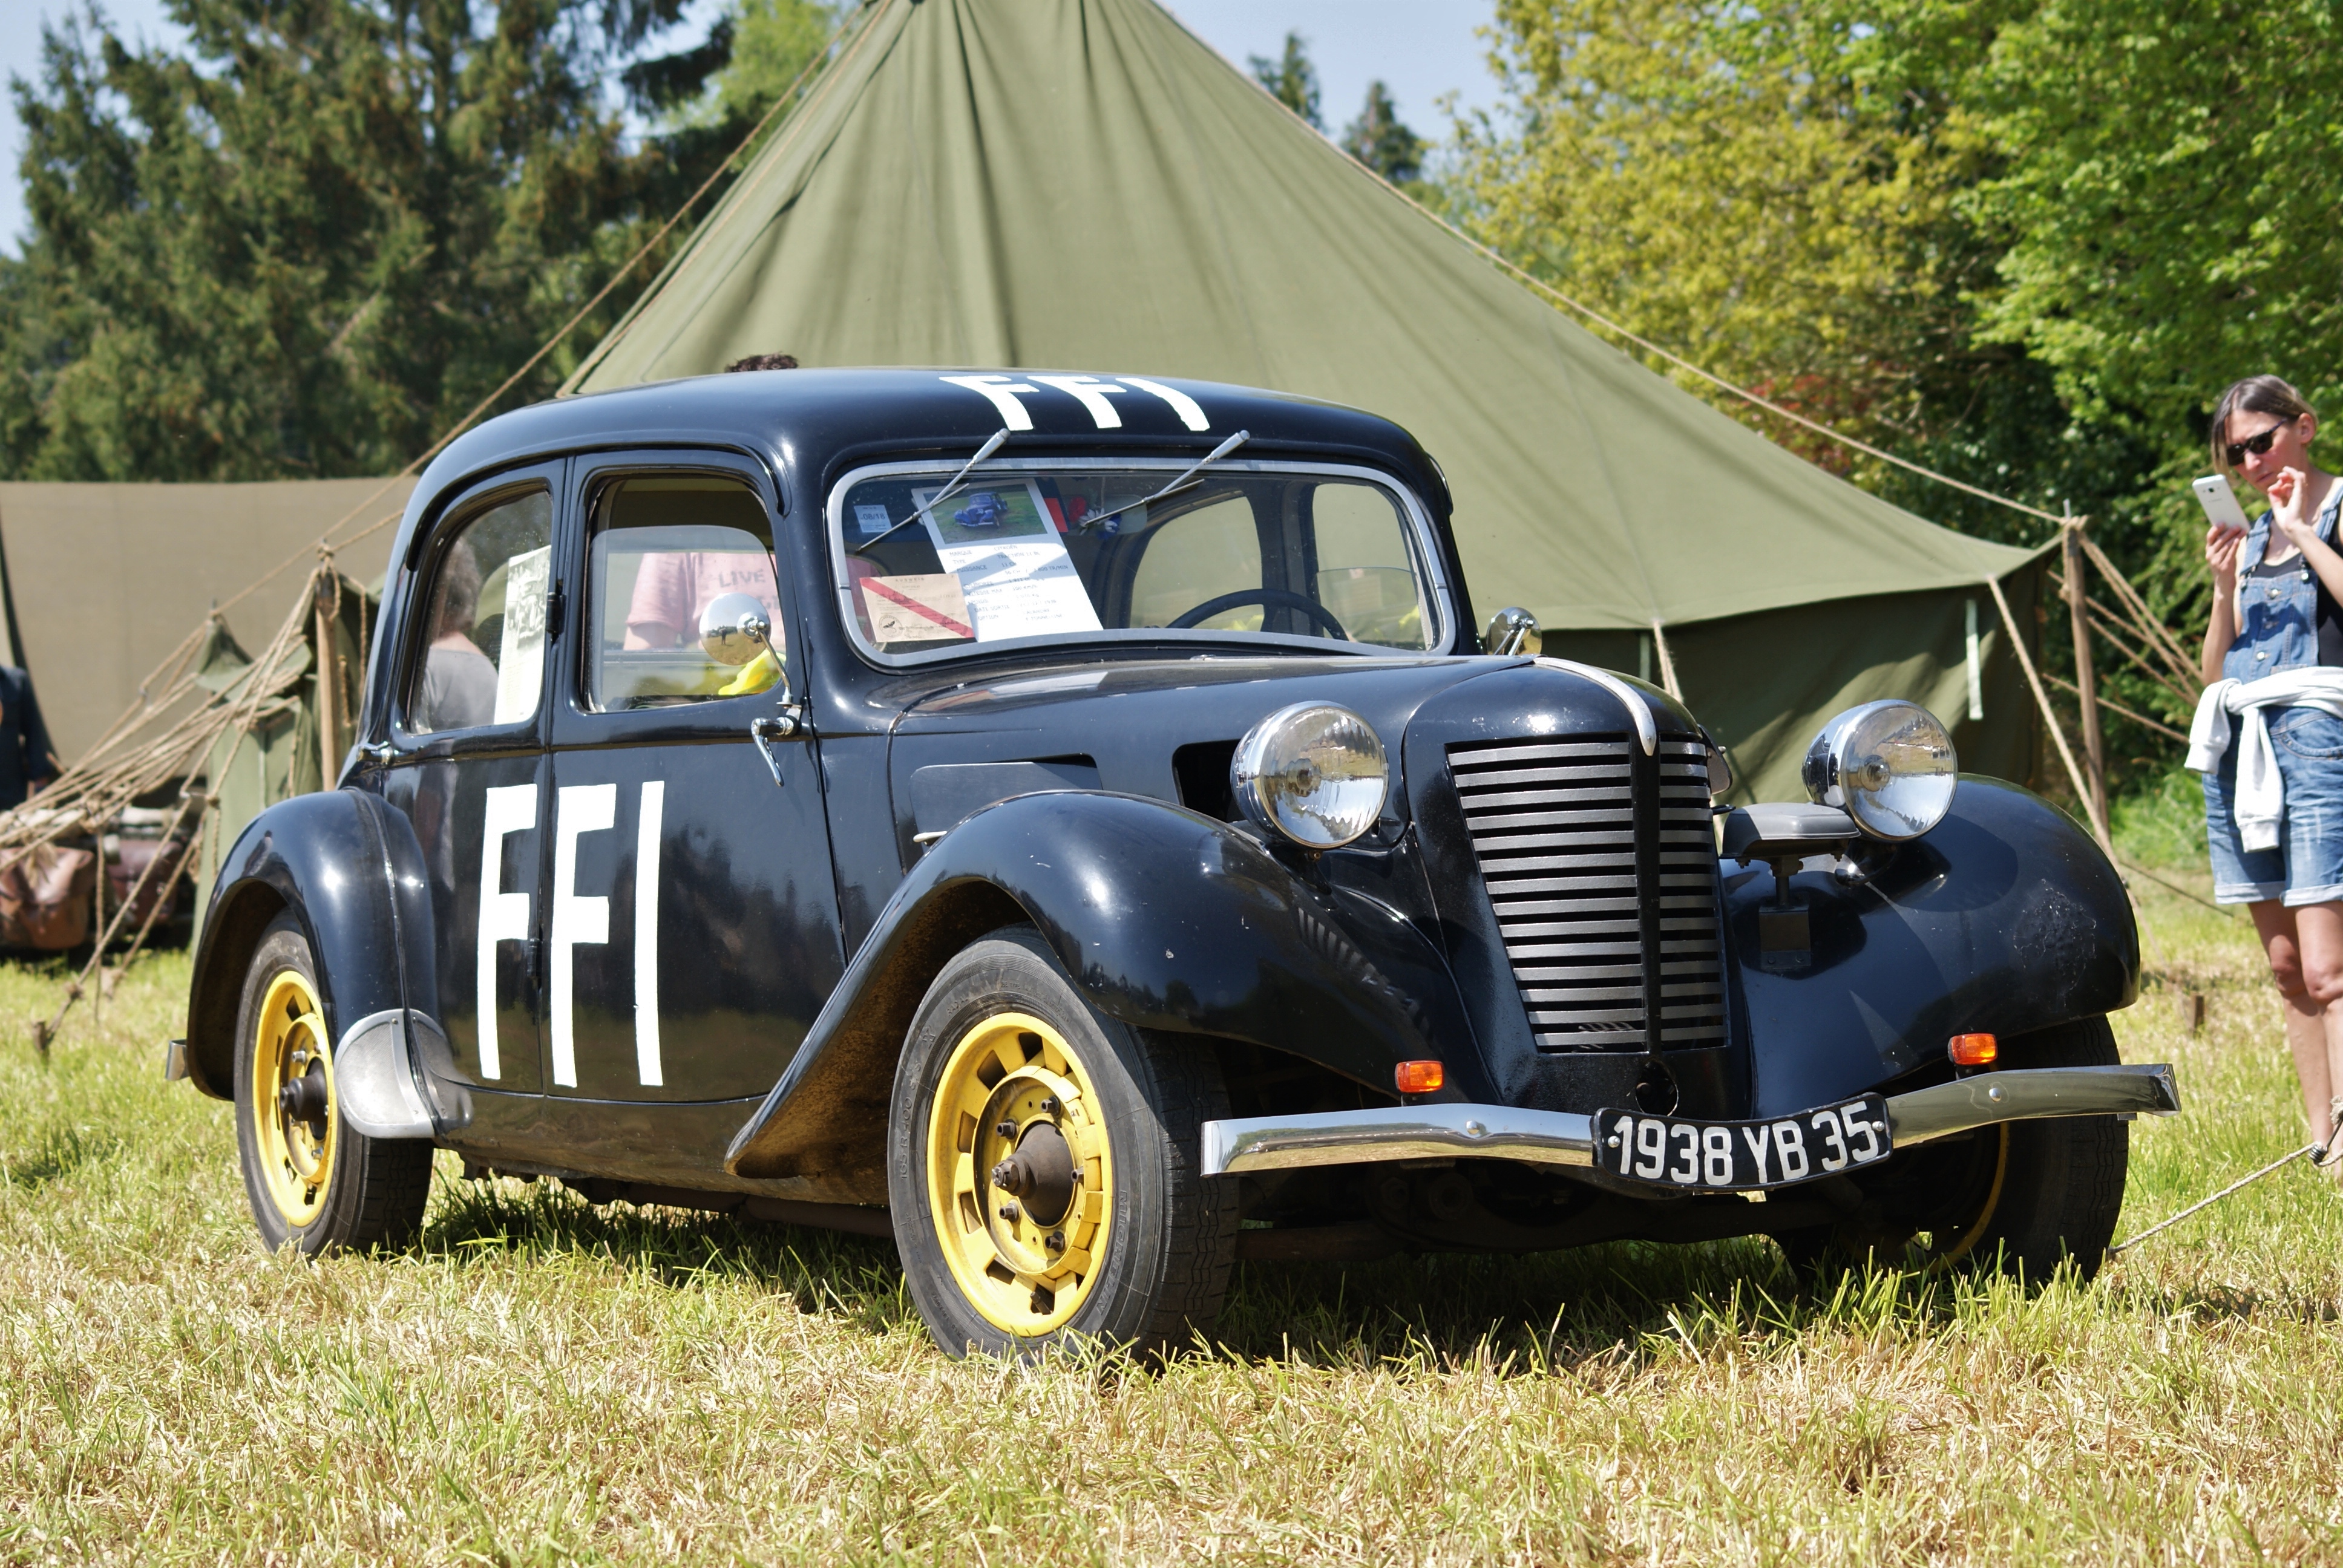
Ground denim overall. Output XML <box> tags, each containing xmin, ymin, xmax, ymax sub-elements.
<box><xmin>2204</xmin><ymin>491</ymin><xmax>2343</xmax><ymax>904</ymax></box>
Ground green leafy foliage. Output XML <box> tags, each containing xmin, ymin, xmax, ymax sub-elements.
<box><xmin>0</xmin><ymin>0</ymin><xmax>788</xmax><ymax>482</ymax></box>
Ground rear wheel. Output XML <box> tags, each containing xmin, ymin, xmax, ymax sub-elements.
<box><xmin>234</xmin><ymin>913</ymin><xmax>433</xmax><ymax>1255</ymax></box>
<box><xmin>887</xmin><ymin>927</ymin><xmax>1238</xmax><ymax>1359</ymax></box>
<box><xmin>1781</xmin><ymin>1016</ymin><xmax>2131</xmax><ymax>1283</ymax></box>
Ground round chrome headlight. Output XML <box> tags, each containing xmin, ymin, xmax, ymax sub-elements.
<box><xmin>1801</xmin><ymin>700</ymin><xmax>1958</xmax><ymax>840</ymax></box>
<box><xmin>1231</xmin><ymin>703</ymin><xmax>1389</xmax><ymax>849</ymax></box>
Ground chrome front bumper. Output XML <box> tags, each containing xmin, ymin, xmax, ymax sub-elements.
<box><xmin>1199</xmin><ymin>1063</ymin><xmax>2181</xmax><ymax>1178</ymax></box>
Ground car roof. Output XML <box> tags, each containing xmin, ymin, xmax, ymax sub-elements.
<box><xmin>390</xmin><ymin>367</ymin><xmax>1447</xmax><ymax>573</ymax></box>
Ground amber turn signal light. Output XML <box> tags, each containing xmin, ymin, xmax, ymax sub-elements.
<box><xmin>1395</xmin><ymin>1060</ymin><xmax>1444</xmax><ymax>1094</ymax></box>
<box><xmin>1949</xmin><ymin>1033</ymin><xmax>1997</xmax><ymax>1067</ymax></box>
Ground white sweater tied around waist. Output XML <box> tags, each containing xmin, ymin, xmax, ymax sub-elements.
<box><xmin>2187</xmin><ymin>667</ymin><xmax>2343</xmax><ymax>852</ymax></box>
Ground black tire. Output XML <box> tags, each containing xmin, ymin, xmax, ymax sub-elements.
<box><xmin>887</xmin><ymin>927</ymin><xmax>1239</xmax><ymax>1360</ymax></box>
<box><xmin>233</xmin><ymin>912</ymin><xmax>433</xmax><ymax>1255</ymax></box>
<box><xmin>1780</xmin><ymin>1016</ymin><xmax>2130</xmax><ymax>1284</ymax></box>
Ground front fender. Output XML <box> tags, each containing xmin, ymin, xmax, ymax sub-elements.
<box><xmin>725</xmin><ymin>791</ymin><xmax>1441</xmax><ymax>1181</ymax></box>
<box><xmin>185</xmin><ymin>789</ymin><xmax>437</xmax><ymax>1104</ymax></box>
<box><xmin>1734</xmin><ymin>776</ymin><xmax>2140</xmax><ymax>1119</ymax></box>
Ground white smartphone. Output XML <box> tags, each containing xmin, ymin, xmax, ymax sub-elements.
<box><xmin>2195</xmin><ymin>473</ymin><xmax>2252</xmax><ymax>532</ymax></box>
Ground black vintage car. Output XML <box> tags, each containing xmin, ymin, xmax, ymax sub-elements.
<box><xmin>169</xmin><ymin>368</ymin><xmax>2178</xmax><ymax>1357</ymax></box>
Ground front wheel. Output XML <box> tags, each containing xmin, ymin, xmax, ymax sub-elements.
<box><xmin>233</xmin><ymin>912</ymin><xmax>433</xmax><ymax>1255</ymax></box>
<box><xmin>1782</xmin><ymin>1016</ymin><xmax>2131</xmax><ymax>1283</ymax></box>
<box><xmin>887</xmin><ymin>927</ymin><xmax>1238</xmax><ymax>1359</ymax></box>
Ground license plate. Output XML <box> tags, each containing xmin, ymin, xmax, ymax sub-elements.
<box><xmin>1594</xmin><ymin>1094</ymin><xmax>1893</xmax><ymax>1192</ymax></box>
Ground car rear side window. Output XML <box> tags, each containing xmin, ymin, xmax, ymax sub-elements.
<box><xmin>405</xmin><ymin>489</ymin><xmax>553</xmax><ymax>734</ymax></box>
<box><xmin>585</xmin><ymin>475</ymin><xmax>782</xmax><ymax>712</ymax></box>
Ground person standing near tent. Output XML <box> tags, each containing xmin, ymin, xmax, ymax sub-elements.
<box><xmin>2190</xmin><ymin>374</ymin><xmax>2343</xmax><ymax>1177</ymax></box>
<box><xmin>0</xmin><ymin>664</ymin><xmax>59</xmax><ymax>809</ymax></box>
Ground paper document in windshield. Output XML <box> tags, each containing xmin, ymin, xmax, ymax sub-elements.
<box><xmin>913</xmin><ymin>480</ymin><xmax>1101</xmax><ymax>640</ymax></box>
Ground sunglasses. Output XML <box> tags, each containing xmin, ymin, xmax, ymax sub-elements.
<box><xmin>2226</xmin><ymin>419</ymin><xmax>2299</xmax><ymax>466</ymax></box>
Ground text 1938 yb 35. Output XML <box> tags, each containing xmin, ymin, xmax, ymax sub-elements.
<box><xmin>1596</xmin><ymin>1094</ymin><xmax>1892</xmax><ymax>1192</ymax></box>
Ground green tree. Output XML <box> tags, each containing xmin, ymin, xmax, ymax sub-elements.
<box><xmin>1342</xmin><ymin>81</ymin><xmax>1423</xmax><ymax>185</ymax></box>
<box><xmin>1461</xmin><ymin>1</ymin><xmax>1979</xmax><ymax>479</ymax></box>
<box><xmin>1</xmin><ymin>0</ymin><xmax>757</xmax><ymax>482</ymax></box>
<box><xmin>1963</xmin><ymin>0</ymin><xmax>2343</xmax><ymax>444</ymax></box>
<box><xmin>1248</xmin><ymin>32</ymin><xmax>1321</xmax><ymax>130</ymax></box>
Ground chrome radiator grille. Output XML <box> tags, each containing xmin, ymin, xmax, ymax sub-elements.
<box><xmin>1448</xmin><ymin>734</ymin><xmax>1726</xmax><ymax>1052</ymax></box>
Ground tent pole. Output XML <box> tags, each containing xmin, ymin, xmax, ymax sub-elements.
<box><xmin>1649</xmin><ymin>619</ymin><xmax>1683</xmax><ymax>701</ymax></box>
<box><xmin>1990</xmin><ymin>575</ymin><xmax>2112</xmax><ymax>854</ymax></box>
<box><xmin>2062</xmin><ymin>511</ymin><xmax>2109</xmax><ymax>832</ymax></box>
<box><xmin>313</xmin><ymin>555</ymin><xmax>339</xmax><ymax>778</ymax></box>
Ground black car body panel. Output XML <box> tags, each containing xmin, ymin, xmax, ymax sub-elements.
<box><xmin>183</xmin><ymin>366</ymin><xmax>2143</xmax><ymax>1246</ymax></box>
<box><xmin>723</xmin><ymin>788</ymin><xmax>1458</xmax><ymax>1187</ymax></box>
<box><xmin>1727</xmin><ymin>776</ymin><xmax>2139</xmax><ymax>1119</ymax></box>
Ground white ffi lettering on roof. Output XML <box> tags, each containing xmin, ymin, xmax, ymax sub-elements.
<box><xmin>1118</xmin><ymin>377</ymin><xmax>1210</xmax><ymax>432</ymax></box>
<box><xmin>1032</xmin><ymin>375</ymin><xmax>1129</xmax><ymax>430</ymax></box>
<box><xmin>940</xmin><ymin>375</ymin><xmax>1039</xmax><ymax>431</ymax></box>
<box><xmin>474</xmin><ymin>784</ymin><xmax>537</xmax><ymax>1081</ymax></box>
<box><xmin>634</xmin><ymin>780</ymin><xmax>664</xmax><ymax>1087</ymax></box>
<box><xmin>550</xmin><ymin>782</ymin><xmax>617</xmax><ymax>1088</ymax></box>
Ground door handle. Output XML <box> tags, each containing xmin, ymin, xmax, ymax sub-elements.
<box><xmin>749</xmin><ymin>714</ymin><xmax>799</xmax><ymax>786</ymax></box>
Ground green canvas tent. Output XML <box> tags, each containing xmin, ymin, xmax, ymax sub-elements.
<box><xmin>0</xmin><ymin>482</ymin><xmax>395</xmax><ymax>932</ymax></box>
<box><xmin>0</xmin><ymin>477</ymin><xmax>414</xmax><ymax>762</ymax></box>
<box><xmin>569</xmin><ymin>0</ymin><xmax>2053</xmax><ymax>800</ymax></box>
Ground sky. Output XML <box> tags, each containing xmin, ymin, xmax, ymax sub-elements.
<box><xmin>0</xmin><ymin>0</ymin><xmax>1502</xmax><ymax>257</ymax></box>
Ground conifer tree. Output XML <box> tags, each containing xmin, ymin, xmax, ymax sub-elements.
<box><xmin>0</xmin><ymin>0</ymin><xmax>822</xmax><ymax>481</ymax></box>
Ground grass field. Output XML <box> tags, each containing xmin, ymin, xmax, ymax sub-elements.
<box><xmin>4</xmin><ymin>855</ymin><xmax>2341</xmax><ymax>1563</ymax></box>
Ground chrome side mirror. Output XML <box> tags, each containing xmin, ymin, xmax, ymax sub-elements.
<box><xmin>699</xmin><ymin>592</ymin><xmax>772</xmax><ymax>667</ymax></box>
<box><xmin>1483</xmin><ymin>606</ymin><xmax>1542</xmax><ymax>656</ymax></box>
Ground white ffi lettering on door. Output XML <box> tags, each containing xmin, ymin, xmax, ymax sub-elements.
<box><xmin>474</xmin><ymin>785</ymin><xmax>537</xmax><ymax>1080</ymax></box>
<box><xmin>938</xmin><ymin>375</ymin><xmax>1038</xmax><ymax>431</ymax></box>
<box><xmin>1031</xmin><ymin>375</ymin><xmax>1129</xmax><ymax>429</ymax></box>
<box><xmin>1118</xmin><ymin>377</ymin><xmax>1210</xmax><ymax>432</ymax></box>
<box><xmin>550</xmin><ymin>783</ymin><xmax>617</xmax><ymax>1087</ymax></box>
<box><xmin>634</xmin><ymin>781</ymin><xmax>664</xmax><ymax>1086</ymax></box>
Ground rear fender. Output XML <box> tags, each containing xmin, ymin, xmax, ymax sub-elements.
<box><xmin>185</xmin><ymin>791</ymin><xmax>439</xmax><ymax>1109</ymax></box>
<box><xmin>725</xmin><ymin>791</ymin><xmax>1441</xmax><ymax>1181</ymax></box>
<box><xmin>1734</xmin><ymin>776</ymin><xmax>2140</xmax><ymax>1119</ymax></box>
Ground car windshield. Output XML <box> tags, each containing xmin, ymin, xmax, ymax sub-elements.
<box><xmin>830</xmin><ymin>462</ymin><xmax>1443</xmax><ymax>663</ymax></box>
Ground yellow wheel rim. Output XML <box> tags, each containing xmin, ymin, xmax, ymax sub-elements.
<box><xmin>1922</xmin><ymin>1123</ymin><xmax>2010</xmax><ymax>1274</ymax></box>
<box><xmin>251</xmin><ymin>969</ymin><xmax>336</xmax><ymax>1227</ymax></box>
<box><xmin>925</xmin><ymin>1011</ymin><xmax>1114</xmax><ymax>1337</ymax></box>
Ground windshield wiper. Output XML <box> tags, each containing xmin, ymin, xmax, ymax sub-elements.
<box><xmin>851</xmin><ymin>427</ymin><xmax>1011</xmax><ymax>556</ymax></box>
<box><xmin>1076</xmin><ymin>430</ymin><xmax>1250</xmax><ymax>533</ymax></box>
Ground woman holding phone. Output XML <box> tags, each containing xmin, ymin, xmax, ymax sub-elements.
<box><xmin>2194</xmin><ymin>374</ymin><xmax>2343</xmax><ymax>1174</ymax></box>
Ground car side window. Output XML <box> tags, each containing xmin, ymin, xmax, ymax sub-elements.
<box><xmin>405</xmin><ymin>489</ymin><xmax>553</xmax><ymax>734</ymax></box>
<box><xmin>586</xmin><ymin>474</ymin><xmax>782</xmax><ymax>711</ymax></box>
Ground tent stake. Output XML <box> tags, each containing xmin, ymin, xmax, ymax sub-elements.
<box><xmin>1989</xmin><ymin>575</ymin><xmax>2112</xmax><ymax>854</ymax></box>
<box><xmin>2062</xmin><ymin>511</ymin><xmax>2109</xmax><ymax>833</ymax></box>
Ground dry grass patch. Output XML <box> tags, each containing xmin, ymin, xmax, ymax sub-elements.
<box><xmin>2</xmin><ymin>884</ymin><xmax>2341</xmax><ymax>1563</ymax></box>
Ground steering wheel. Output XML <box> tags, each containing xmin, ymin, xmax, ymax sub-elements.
<box><xmin>1167</xmin><ymin>588</ymin><xmax>1349</xmax><ymax>639</ymax></box>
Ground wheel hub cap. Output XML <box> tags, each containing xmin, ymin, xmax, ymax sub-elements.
<box><xmin>925</xmin><ymin>1013</ymin><xmax>1113</xmax><ymax>1336</ymax></box>
<box><xmin>251</xmin><ymin>970</ymin><xmax>336</xmax><ymax>1226</ymax></box>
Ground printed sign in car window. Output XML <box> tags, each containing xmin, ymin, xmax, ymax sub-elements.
<box><xmin>910</xmin><ymin>479</ymin><xmax>1103</xmax><ymax>641</ymax></box>
<box><xmin>860</xmin><ymin>573</ymin><xmax>973</xmax><ymax>642</ymax></box>
<box><xmin>493</xmin><ymin>546</ymin><xmax>551</xmax><ymax>724</ymax></box>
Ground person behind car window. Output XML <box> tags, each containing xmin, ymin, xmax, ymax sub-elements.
<box><xmin>0</xmin><ymin>664</ymin><xmax>59</xmax><ymax>810</ymax></box>
<box><xmin>2190</xmin><ymin>373</ymin><xmax>2343</xmax><ymax>1180</ymax></box>
<box><xmin>623</xmin><ymin>552</ymin><xmax>783</xmax><ymax>657</ymax></box>
<box><xmin>417</xmin><ymin>539</ymin><xmax>499</xmax><ymax>731</ymax></box>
